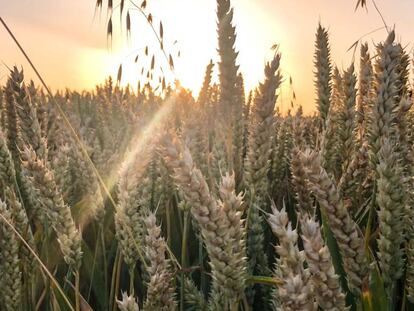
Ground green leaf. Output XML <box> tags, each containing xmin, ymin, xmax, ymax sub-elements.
<box><xmin>320</xmin><ymin>211</ymin><xmax>355</xmax><ymax>308</ymax></box>
<box><xmin>361</xmin><ymin>261</ymin><xmax>389</xmax><ymax>311</ymax></box>
<box><xmin>81</xmin><ymin>240</ymin><xmax>107</xmax><ymax>310</ymax></box>
<box><xmin>50</xmin><ymin>282</ymin><xmax>75</xmax><ymax>311</ymax></box>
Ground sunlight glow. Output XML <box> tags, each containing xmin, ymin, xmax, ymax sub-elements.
<box><xmin>104</xmin><ymin>93</ymin><xmax>177</xmax><ymax>195</ymax></box>
<box><xmin>2</xmin><ymin>0</ymin><xmax>413</xmax><ymax>114</ymax></box>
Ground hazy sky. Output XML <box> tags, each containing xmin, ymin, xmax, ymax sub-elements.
<box><xmin>1</xmin><ymin>0</ymin><xmax>413</xmax><ymax>113</ymax></box>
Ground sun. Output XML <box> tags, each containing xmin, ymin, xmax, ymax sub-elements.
<box><xmin>77</xmin><ymin>0</ymin><xmax>295</xmax><ymax>100</ymax></box>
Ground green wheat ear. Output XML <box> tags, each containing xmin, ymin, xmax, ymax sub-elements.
<box><xmin>300</xmin><ymin>149</ymin><xmax>368</xmax><ymax>296</ymax></box>
<box><xmin>0</xmin><ymin>199</ymin><xmax>22</xmax><ymax>311</ymax></box>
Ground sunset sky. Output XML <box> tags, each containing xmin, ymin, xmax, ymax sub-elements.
<box><xmin>1</xmin><ymin>0</ymin><xmax>413</xmax><ymax>114</ymax></box>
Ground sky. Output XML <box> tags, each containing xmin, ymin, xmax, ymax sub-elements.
<box><xmin>1</xmin><ymin>0</ymin><xmax>413</xmax><ymax>114</ymax></box>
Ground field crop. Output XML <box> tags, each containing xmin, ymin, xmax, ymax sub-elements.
<box><xmin>0</xmin><ymin>0</ymin><xmax>413</xmax><ymax>310</ymax></box>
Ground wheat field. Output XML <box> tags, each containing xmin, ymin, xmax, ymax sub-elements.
<box><xmin>0</xmin><ymin>0</ymin><xmax>413</xmax><ymax>310</ymax></box>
